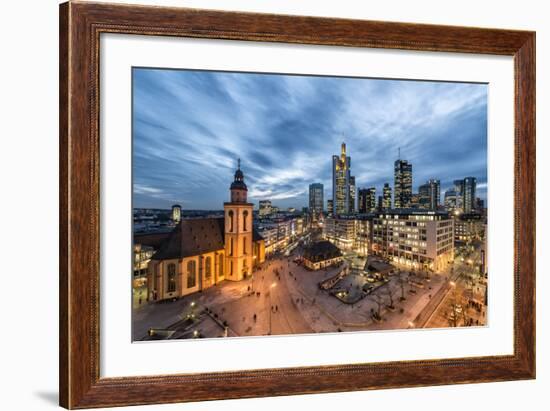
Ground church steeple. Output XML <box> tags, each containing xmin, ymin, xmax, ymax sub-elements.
<box><xmin>230</xmin><ymin>158</ymin><xmax>248</xmax><ymax>203</ymax></box>
<box><xmin>224</xmin><ymin>158</ymin><xmax>254</xmax><ymax>281</ymax></box>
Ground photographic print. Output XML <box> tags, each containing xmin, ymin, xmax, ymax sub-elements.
<box><xmin>132</xmin><ymin>68</ymin><xmax>488</xmax><ymax>341</ymax></box>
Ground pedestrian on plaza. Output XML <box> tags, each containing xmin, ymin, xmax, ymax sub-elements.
<box><xmin>253</xmin><ymin>313</ymin><xmax>257</xmax><ymax>322</ymax></box>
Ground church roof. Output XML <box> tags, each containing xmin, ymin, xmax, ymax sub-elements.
<box><xmin>152</xmin><ymin>217</ymin><xmax>264</xmax><ymax>261</ymax></box>
<box><xmin>152</xmin><ymin>217</ymin><xmax>225</xmax><ymax>260</ymax></box>
<box><xmin>302</xmin><ymin>240</ymin><xmax>342</xmax><ymax>262</ymax></box>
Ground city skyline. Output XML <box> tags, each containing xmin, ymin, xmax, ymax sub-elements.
<box><xmin>133</xmin><ymin>68</ymin><xmax>487</xmax><ymax>210</ymax></box>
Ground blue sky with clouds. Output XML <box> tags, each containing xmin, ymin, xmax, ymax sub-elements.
<box><xmin>133</xmin><ymin>68</ymin><xmax>487</xmax><ymax>210</ymax></box>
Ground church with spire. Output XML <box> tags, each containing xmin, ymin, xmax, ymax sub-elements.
<box><xmin>146</xmin><ymin>160</ymin><xmax>265</xmax><ymax>302</ymax></box>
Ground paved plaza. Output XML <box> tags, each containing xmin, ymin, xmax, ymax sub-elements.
<box><xmin>132</xmin><ymin>240</ymin><xmax>486</xmax><ymax>341</ymax></box>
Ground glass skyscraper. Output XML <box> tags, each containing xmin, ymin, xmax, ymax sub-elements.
<box><xmin>308</xmin><ymin>183</ymin><xmax>324</xmax><ymax>220</ymax></box>
<box><xmin>332</xmin><ymin>142</ymin><xmax>354</xmax><ymax>215</ymax></box>
<box><xmin>394</xmin><ymin>158</ymin><xmax>413</xmax><ymax>209</ymax></box>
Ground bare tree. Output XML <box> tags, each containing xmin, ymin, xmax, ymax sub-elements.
<box><xmin>385</xmin><ymin>285</ymin><xmax>397</xmax><ymax>310</ymax></box>
<box><xmin>397</xmin><ymin>271</ymin><xmax>407</xmax><ymax>301</ymax></box>
<box><xmin>371</xmin><ymin>293</ymin><xmax>384</xmax><ymax>321</ymax></box>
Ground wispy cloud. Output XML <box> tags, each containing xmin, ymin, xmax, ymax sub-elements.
<box><xmin>133</xmin><ymin>69</ymin><xmax>487</xmax><ymax>209</ymax></box>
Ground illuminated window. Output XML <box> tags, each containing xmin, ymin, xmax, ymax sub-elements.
<box><xmin>205</xmin><ymin>256</ymin><xmax>212</xmax><ymax>279</ymax></box>
<box><xmin>219</xmin><ymin>254</ymin><xmax>224</xmax><ymax>277</ymax></box>
<box><xmin>187</xmin><ymin>260</ymin><xmax>196</xmax><ymax>288</ymax></box>
<box><xmin>167</xmin><ymin>263</ymin><xmax>177</xmax><ymax>293</ymax></box>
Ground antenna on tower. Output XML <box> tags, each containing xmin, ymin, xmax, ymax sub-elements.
<box><xmin>237</xmin><ymin>158</ymin><xmax>241</xmax><ymax>169</ymax></box>
<box><xmin>398</xmin><ymin>147</ymin><xmax>401</xmax><ymax>159</ymax></box>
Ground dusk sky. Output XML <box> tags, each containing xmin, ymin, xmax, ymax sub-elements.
<box><xmin>133</xmin><ymin>68</ymin><xmax>487</xmax><ymax>210</ymax></box>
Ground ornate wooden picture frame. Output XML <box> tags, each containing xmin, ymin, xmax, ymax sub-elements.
<box><xmin>59</xmin><ymin>1</ymin><xmax>535</xmax><ymax>408</ymax></box>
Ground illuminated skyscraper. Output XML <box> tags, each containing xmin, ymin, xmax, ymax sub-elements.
<box><xmin>358</xmin><ymin>187</ymin><xmax>376</xmax><ymax>213</ymax></box>
<box><xmin>309</xmin><ymin>183</ymin><xmax>324</xmax><ymax>220</ymax></box>
<box><xmin>453</xmin><ymin>179</ymin><xmax>464</xmax><ymax>212</ymax></box>
<box><xmin>463</xmin><ymin>177</ymin><xmax>477</xmax><ymax>213</ymax></box>
<box><xmin>382</xmin><ymin>183</ymin><xmax>392</xmax><ymax>210</ymax></box>
<box><xmin>444</xmin><ymin>189</ymin><xmax>458</xmax><ymax>212</ymax></box>
<box><xmin>358</xmin><ymin>188</ymin><xmax>366</xmax><ymax>213</ymax></box>
<box><xmin>394</xmin><ymin>154</ymin><xmax>413</xmax><ymax>209</ymax></box>
<box><xmin>171</xmin><ymin>204</ymin><xmax>182</xmax><ymax>223</ymax></box>
<box><xmin>332</xmin><ymin>142</ymin><xmax>354</xmax><ymax>215</ymax></box>
<box><xmin>349</xmin><ymin>176</ymin><xmax>356</xmax><ymax>213</ymax></box>
<box><xmin>327</xmin><ymin>199</ymin><xmax>334</xmax><ymax>216</ymax></box>
<box><xmin>418</xmin><ymin>179</ymin><xmax>440</xmax><ymax>210</ymax></box>
<box><xmin>259</xmin><ymin>200</ymin><xmax>272</xmax><ymax>217</ymax></box>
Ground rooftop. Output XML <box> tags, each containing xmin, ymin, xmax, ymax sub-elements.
<box><xmin>302</xmin><ymin>240</ymin><xmax>343</xmax><ymax>263</ymax></box>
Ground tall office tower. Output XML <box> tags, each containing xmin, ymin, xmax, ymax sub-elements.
<box><xmin>365</xmin><ymin>187</ymin><xmax>376</xmax><ymax>212</ymax></box>
<box><xmin>463</xmin><ymin>177</ymin><xmax>477</xmax><ymax>213</ymax></box>
<box><xmin>308</xmin><ymin>183</ymin><xmax>324</xmax><ymax>220</ymax></box>
<box><xmin>327</xmin><ymin>199</ymin><xmax>334</xmax><ymax>216</ymax></box>
<box><xmin>444</xmin><ymin>189</ymin><xmax>458</xmax><ymax>212</ymax></box>
<box><xmin>453</xmin><ymin>179</ymin><xmax>464</xmax><ymax>211</ymax></box>
<box><xmin>394</xmin><ymin>155</ymin><xmax>413</xmax><ymax>209</ymax></box>
<box><xmin>358</xmin><ymin>188</ymin><xmax>368</xmax><ymax>213</ymax></box>
<box><xmin>258</xmin><ymin>200</ymin><xmax>272</xmax><ymax>217</ymax></box>
<box><xmin>476</xmin><ymin>197</ymin><xmax>485</xmax><ymax>210</ymax></box>
<box><xmin>332</xmin><ymin>142</ymin><xmax>352</xmax><ymax>215</ymax></box>
<box><xmin>382</xmin><ymin>183</ymin><xmax>392</xmax><ymax>210</ymax></box>
<box><xmin>358</xmin><ymin>187</ymin><xmax>376</xmax><ymax>213</ymax></box>
<box><xmin>171</xmin><ymin>204</ymin><xmax>182</xmax><ymax>223</ymax></box>
<box><xmin>410</xmin><ymin>193</ymin><xmax>420</xmax><ymax>208</ymax></box>
<box><xmin>419</xmin><ymin>179</ymin><xmax>440</xmax><ymax>210</ymax></box>
<box><xmin>349</xmin><ymin>176</ymin><xmax>356</xmax><ymax>213</ymax></box>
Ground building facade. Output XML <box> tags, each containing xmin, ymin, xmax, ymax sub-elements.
<box><xmin>394</xmin><ymin>159</ymin><xmax>413</xmax><ymax>208</ymax></box>
<box><xmin>382</xmin><ymin>183</ymin><xmax>392</xmax><ymax>210</ymax></box>
<box><xmin>358</xmin><ymin>187</ymin><xmax>376</xmax><ymax>213</ymax></box>
<box><xmin>463</xmin><ymin>177</ymin><xmax>477</xmax><ymax>213</ymax></box>
<box><xmin>372</xmin><ymin>209</ymin><xmax>454</xmax><ymax>272</ymax></box>
<box><xmin>327</xmin><ymin>199</ymin><xmax>333</xmax><ymax>216</ymax></box>
<box><xmin>418</xmin><ymin>179</ymin><xmax>440</xmax><ymax>210</ymax></box>
<box><xmin>454</xmin><ymin>213</ymin><xmax>486</xmax><ymax>242</ymax></box>
<box><xmin>257</xmin><ymin>215</ymin><xmax>305</xmax><ymax>255</ymax></box>
<box><xmin>444</xmin><ymin>189</ymin><xmax>458</xmax><ymax>213</ymax></box>
<box><xmin>323</xmin><ymin>214</ymin><xmax>372</xmax><ymax>256</ymax></box>
<box><xmin>308</xmin><ymin>183</ymin><xmax>324</xmax><ymax>221</ymax></box>
<box><xmin>349</xmin><ymin>176</ymin><xmax>356</xmax><ymax>213</ymax></box>
<box><xmin>258</xmin><ymin>200</ymin><xmax>272</xmax><ymax>217</ymax></box>
<box><xmin>453</xmin><ymin>179</ymin><xmax>465</xmax><ymax>212</ymax></box>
